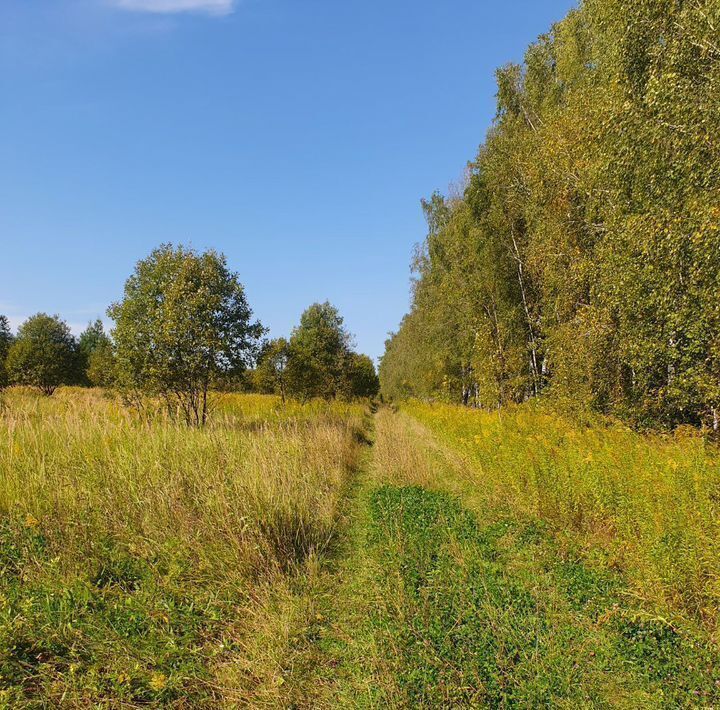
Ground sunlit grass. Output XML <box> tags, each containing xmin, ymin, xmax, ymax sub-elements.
<box><xmin>298</xmin><ymin>407</ymin><xmax>720</xmax><ymax>707</ymax></box>
<box><xmin>405</xmin><ymin>400</ymin><xmax>720</xmax><ymax>629</ymax></box>
<box><xmin>0</xmin><ymin>386</ymin><xmax>367</xmax><ymax>705</ymax></box>
<box><xmin>4</xmin><ymin>388</ymin><xmax>718</xmax><ymax>705</ymax></box>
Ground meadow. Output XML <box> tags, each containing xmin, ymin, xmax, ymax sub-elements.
<box><xmin>2</xmin><ymin>389</ymin><xmax>720</xmax><ymax>707</ymax></box>
<box><xmin>405</xmin><ymin>401</ymin><xmax>720</xmax><ymax>626</ymax></box>
<box><xmin>0</xmin><ymin>388</ymin><xmax>367</xmax><ymax>706</ymax></box>
<box><xmin>288</xmin><ymin>405</ymin><xmax>720</xmax><ymax>707</ymax></box>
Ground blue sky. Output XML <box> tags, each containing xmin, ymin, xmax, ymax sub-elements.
<box><xmin>1</xmin><ymin>0</ymin><xmax>575</xmax><ymax>360</ymax></box>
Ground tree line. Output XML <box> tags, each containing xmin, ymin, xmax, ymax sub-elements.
<box><xmin>0</xmin><ymin>244</ymin><xmax>378</xmax><ymax>423</ymax></box>
<box><xmin>380</xmin><ymin>0</ymin><xmax>720</xmax><ymax>430</ymax></box>
<box><xmin>0</xmin><ymin>314</ymin><xmax>112</xmax><ymax>396</ymax></box>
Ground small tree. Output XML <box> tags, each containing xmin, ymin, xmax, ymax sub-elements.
<box><xmin>109</xmin><ymin>244</ymin><xmax>264</xmax><ymax>425</ymax></box>
<box><xmin>0</xmin><ymin>315</ymin><xmax>13</xmax><ymax>390</ymax></box>
<box><xmin>253</xmin><ymin>338</ymin><xmax>290</xmax><ymax>402</ymax></box>
<box><xmin>346</xmin><ymin>353</ymin><xmax>380</xmax><ymax>399</ymax></box>
<box><xmin>87</xmin><ymin>340</ymin><xmax>117</xmax><ymax>388</ymax></box>
<box><xmin>286</xmin><ymin>302</ymin><xmax>351</xmax><ymax>401</ymax></box>
<box><xmin>78</xmin><ymin>319</ymin><xmax>112</xmax><ymax>385</ymax></box>
<box><xmin>6</xmin><ymin>314</ymin><xmax>79</xmax><ymax>395</ymax></box>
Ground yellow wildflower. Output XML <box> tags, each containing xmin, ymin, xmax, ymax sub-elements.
<box><xmin>149</xmin><ymin>673</ymin><xmax>167</xmax><ymax>691</ymax></box>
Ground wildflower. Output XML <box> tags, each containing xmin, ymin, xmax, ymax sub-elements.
<box><xmin>117</xmin><ymin>672</ymin><xmax>130</xmax><ymax>685</ymax></box>
<box><xmin>149</xmin><ymin>673</ymin><xmax>167</xmax><ymax>691</ymax></box>
<box><xmin>24</xmin><ymin>513</ymin><xmax>39</xmax><ymax>529</ymax></box>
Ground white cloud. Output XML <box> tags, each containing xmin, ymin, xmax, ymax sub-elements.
<box><xmin>110</xmin><ymin>0</ymin><xmax>234</xmax><ymax>15</ymax></box>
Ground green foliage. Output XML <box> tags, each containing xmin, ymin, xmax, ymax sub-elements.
<box><xmin>87</xmin><ymin>340</ymin><xmax>117</xmax><ymax>388</ymax></box>
<box><xmin>108</xmin><ymin>244</ymin><xmax>264</xmax><ymax>425</ymax></box>
<box><xmin>78</xmin><ymin>319</ymin><xmax>113</xmax><ymax>387</ymax></box>
<box><xmin>78</xmin><ymin>319</ymin><xmax>109</xmax><ymax>358</ymax></box>
<box><xmin>381</xmin><ymin>0</ymin><xmax>720</xmax><ymax>429</ymax></box>
<box><xmin>5</xmin><ymin>314</ymin><xmax>79</xmax><ymax>395</ymax></box>
<box><xmin>253</xmin><ymin>337</ymin><xmax>290</xmax><ymax>401</ymax></box>
<box><xmin>252</xmin><ymin>306</ymin><xmax>379</xmax><ymax>403</ymax></box>
<box><xmin>0</xmin><ymin>315</ymin><xmax>13</xmax><ymax>390</ymax></box>
<box><xmin>286</xmin><ymin>302</ymin><xmax>351</xmax><ymax>401</ymax></box>
<box><xmin>346</xmin><ymin>353</ymin><xmax>380</xmax><ymax>399</ymax></box>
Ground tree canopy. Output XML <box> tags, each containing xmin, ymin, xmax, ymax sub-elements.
<box><xmin>252</xmin><ymin>302</ymin><xmax>379</xmax><ymax>402</ymax></box>
<box><xmin>380</xmin><ymin>0</ymin><xmax>720</xmax><ymax>430</ymax></box>
<box><xmin>6</xmin><ymin>314</ymin><xmax>79</xmax><ymax>395</ymax></box>
<box><xmin>0</xmin><ymin>316</ymin><xmax>13</xmax><ymax>390</ymax></box>
<box><xmin>78</xmin><ymin>320</ymin><xmax>114</xmax><ymax>387</ymax></box>
<box><xmin>79</xmin><ymin>320</ymin><xmax>110</xmax><ymax>359</ymax></box>
<box><xmin>286</xmin><ymin>302</ymin><xmax>352</xmax><ymax>401</ymax></box>
<box><xmin>253</xmin><ymin>338</ymin><xmax>291</xmax><ymax>401</ymax></box>
<box><xmin>108</xmin><ymin>244</ymin><xmax>264</xmax><ymax>425</ymax></box>
<box><xmin>346</xmin><ymin>353</ymin><xmax>380</xmax><ymax>399</ymax></box>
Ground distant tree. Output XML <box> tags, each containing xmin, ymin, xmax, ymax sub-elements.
<box><xmin>286</xmin><ymin>302</ymin><xmax>351</xmax><ymax>401</ymax></box>
<box><xmin>0</xmin><ymin>316</ymin><xmax>12</xmax><ymax>359</ymax></box>
<box><xmin>0</xmin><ymin>316</ymin><xmax>13</xmax><ymax>389</ymax></box>
<box><xmin>212</xmin><ymin>367</ymin><xmax>254</xmax><ymax>393</ymax></box>
<box><xmin>6</xmin><ymin>314</ymin><xmax>79</xmax><ymax>395</ymax></box>
<box><xmin>108</xmin><ymin>244</ymin><xmax>264</xmax><ymax>426</ymax></box>
<box><xmin>346</xmin><ymin>353</ymin><xmax>380</xmax><ymax>399</ymax></box>
<box><xmin>87</xmin><ymin>340</ymin><xmax>117</xmax><ymax>388</ymax></box>
<box><xmin>79</xmin><ymin>319</ymin><xmax>109</xmax><ymax>357</ymax></box>
<box><xmin>78</xmin><ymin>319</ymin><xmax>112</xmax><ymax>385</ymax></box>
<box><xmin>253</xmin><ymin>338</ymin><xmax>290</xmax><ymax>402</ymax></box>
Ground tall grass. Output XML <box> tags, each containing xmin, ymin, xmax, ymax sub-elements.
<box><xmin>406</xmin><ymin>401</ymin><xmax>720</xmax><ymax>630</ymax></box>
<box><xmin>0</xmin><ymin>387</ymin><xmax>366</xmax><ymax>705</ymax></box>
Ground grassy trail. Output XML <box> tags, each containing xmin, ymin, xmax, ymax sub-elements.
<box><xmin>280</xmin><ymin>408</ymin><xmax>720</xmax><ymax>708</ymax></box>
<box><xmin>3</xmin><ymin>395</ymin><xmax>717</xmax><ymax>706</ymax></box>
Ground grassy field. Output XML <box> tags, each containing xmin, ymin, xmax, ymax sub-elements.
<box><xmin>268</xmin><ymin>407</ymin><xmax>719</xmax><ymax>707</ymax></box>
<box><xmin>405</xmin><ymin>401</ymin><xmax>720</xmax><ymax>625</ymax></box>
<box><xmin>0</xmin><ymin>388</ymin><xmax>367</xmax><ymax>706</ymax></box>
<box><xmin>2</xmin><ymin>390</ymin><xmax>720</xmax><ymax>707</ymax></box>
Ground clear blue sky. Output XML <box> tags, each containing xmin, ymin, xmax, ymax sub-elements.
<box><xmin>1</xmin><ymin>0</ymin><xmax>575</xmax><ymax>361</ymax></box>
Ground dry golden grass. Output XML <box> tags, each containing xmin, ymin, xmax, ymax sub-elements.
<box><xmin>1</xmin><ymin>388</ymin><xmax>363</xmax><ymax>575</ymax></box>
<box><xmin>406</xmin><ymin>400</ymin><xmax>720</xmax><ymax>630</ymax></box>
<box><xmin>0</xmin><ymin>386</ymin><xmax>367</xmax><ymax>706</ymax></box>
<box><xmin>370</xmin><ymin>407</ymin><xmax>440</xmax><ymax>488</ymax></box>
